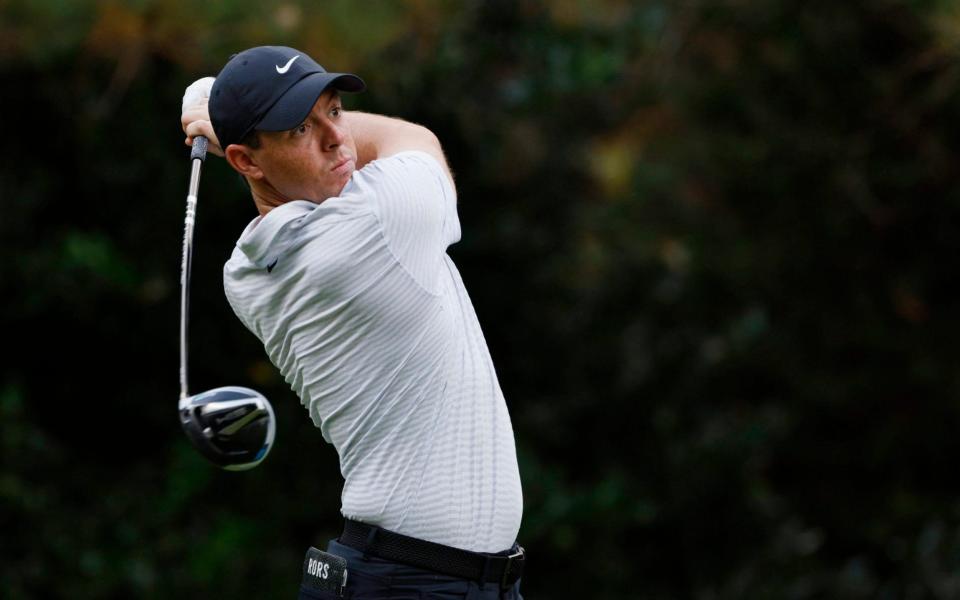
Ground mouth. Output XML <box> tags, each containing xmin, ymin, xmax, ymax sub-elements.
<box><xmin>331</xmin><ymin>157</ymin><xmax>353</xmax><ymax>174</ymax></box>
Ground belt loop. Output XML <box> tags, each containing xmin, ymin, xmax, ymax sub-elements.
<box><xmin>500</xmin><ymin>546</ymin><xmax>524</xmax><ymax>590</ymax></box>
<box><xmin>478</xmin><ymin>555</ymin><xmax>491</xmax><ymax>591</ymax></box>
<box><xmin>362</xmin><ymin>524</ymin><xmax>378</xmax><ymax>561</ymax></box>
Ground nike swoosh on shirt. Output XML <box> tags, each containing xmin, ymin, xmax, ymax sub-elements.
<box><xmin>275</xmin><ymin>55</ymin><xmax>300</xmax><ymax>74</ymax></box>
<box><xmin>267</xmin><ymin>258</ymin><xmax>279</xmax><ymax>273</ymax></box>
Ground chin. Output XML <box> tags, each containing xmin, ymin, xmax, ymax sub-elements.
<box><xmin>334</xmin><ymin>174</ymin><xmax>353</xmax><ymax>196</ymax></box>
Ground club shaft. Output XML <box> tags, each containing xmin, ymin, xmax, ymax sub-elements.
<box><xmin>180</xmin><ymin>136</ymin><xmax>208</xmax><ymax>399</ymax></box>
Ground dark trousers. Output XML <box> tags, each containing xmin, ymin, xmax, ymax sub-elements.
<box><xmin>298</xmin><ymin>539</ymin><xmax>524</xmax><ymax>600</ymax></box>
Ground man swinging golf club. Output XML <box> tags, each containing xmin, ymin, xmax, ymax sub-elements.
<box><xmin>180</xmin><ymin>46</ymin><xmax>525</xmax><ymax>599</ymax></box>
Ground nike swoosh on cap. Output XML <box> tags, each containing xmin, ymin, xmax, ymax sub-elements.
<box><xmin>275</xmin><ymin>55</ymin><xmax>300</xmax><ymax>74</ymax></box>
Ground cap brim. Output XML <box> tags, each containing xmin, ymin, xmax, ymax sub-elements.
<box><xmin>257</xmin><ymin>72</ymin><xmax>366</xmax><ymax>133</ymax></box>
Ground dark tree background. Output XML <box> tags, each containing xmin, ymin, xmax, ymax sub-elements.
<box><xmin>3</xmin><ymin>1</ymin><xmax>960</xmax><ymax>598</ymax></box>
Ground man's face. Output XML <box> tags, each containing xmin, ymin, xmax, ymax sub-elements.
<box><xmin>250</xmin><ymin>90</ymin><xmax>357</xmax><ymax>203</ymax></box>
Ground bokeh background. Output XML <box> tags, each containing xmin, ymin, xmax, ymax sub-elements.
<box><xmin>3</xmin><ymin>0</ymin><xmax>960</xmax><ymax>598</ymax></box>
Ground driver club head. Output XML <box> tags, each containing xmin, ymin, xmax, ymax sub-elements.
<box><xmin>178</xmin><ymin>386</ymin><xmax>276</xmax><ymax>471</ymax></box>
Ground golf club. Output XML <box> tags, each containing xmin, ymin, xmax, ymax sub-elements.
<box><xmin>178</xmin><ymin>135</ymin><xmax>276</xmax><ymax>471</ymax></box>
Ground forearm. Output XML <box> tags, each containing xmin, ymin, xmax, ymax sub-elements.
<box><xmin>347</xmin><ymin>111</ymin><xmax>404</xmax><ymax>167</ymax></box>
<box><xmin>346</xmin><ymin>111</ymin><xmax>452</xmax><ymax>184</ymax></box>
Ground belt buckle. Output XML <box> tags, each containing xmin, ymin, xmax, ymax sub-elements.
<box><xmin>500</xmin><ymin>545</ymin><xmax>525</xmax><ymax>589</ymax></box>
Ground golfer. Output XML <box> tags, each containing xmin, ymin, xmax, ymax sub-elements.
<box><xmin>181</xmin><ymin>46</ymin><xmax>524</xmax><ymax>599</ymax></box>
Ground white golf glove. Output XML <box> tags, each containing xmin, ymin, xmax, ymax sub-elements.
<box><xmin>182</xmin><ymin>76</ymin><xmax>215</xmax><ymax>113</ymax></box>
<box><xmin>181</xmin><ymin>77</ymin><xmax>223</xmax><ymax>156</ymax></box>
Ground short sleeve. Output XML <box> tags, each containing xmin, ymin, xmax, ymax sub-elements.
<box><xmin>345</xmin><ymin>151</ymin><xmax>460</xmax><ymax>292</ymax></box>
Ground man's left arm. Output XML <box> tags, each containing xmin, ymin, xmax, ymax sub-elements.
<box><xmin>346</xmin><ymin>111</ymin><xmax>454</xmax><ymax>189</ymax></box>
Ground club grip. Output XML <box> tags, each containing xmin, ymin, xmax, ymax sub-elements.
<box><xmin>191</xmin><ymin>136</ymin><xmax>209</xmax><ymax>162</ymax></box>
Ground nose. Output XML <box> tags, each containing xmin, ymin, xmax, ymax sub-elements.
<box><xmin>321</xmin><ymin>120</ymin><xmax>345</xmax><ymax>152</ymax></box>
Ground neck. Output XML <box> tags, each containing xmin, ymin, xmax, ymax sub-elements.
<box><xmin>248</xmin><ymin>177</ymin><xmax>291</xmax><ymax>217</ymax></box>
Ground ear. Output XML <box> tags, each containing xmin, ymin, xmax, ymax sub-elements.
<box><xmin>225</xmin><ymin>144</ymin><xmax>265</xmax><ymax>180</ymax></box>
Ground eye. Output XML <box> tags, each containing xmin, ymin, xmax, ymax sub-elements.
<box><xmin>330</xmin><ymin>106</ymin><xmax>342</xmax><ymax>118</ymax></box>
<box><xmin>293</xmin><ymin>123</ymin><xmax>309</xmax><ymax>136</ymax></box>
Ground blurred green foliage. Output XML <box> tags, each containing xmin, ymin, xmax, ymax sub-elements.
<box><xmin>3</xmin><ymin>0</ymin><xmax>960</xmax><ymax>598</ymax></box>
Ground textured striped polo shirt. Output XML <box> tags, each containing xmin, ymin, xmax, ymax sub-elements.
<box><xmin>223</xmin><ymin>151</ymin><xmax>523</xmax><ymax>552</ymax></box>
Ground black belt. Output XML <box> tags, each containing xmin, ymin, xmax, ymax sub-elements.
<box><xmin>339</xmin><ymin>519</ymin><xmax>525</xmax><ymax>589</ymax></box>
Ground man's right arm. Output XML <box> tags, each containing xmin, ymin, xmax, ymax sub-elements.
<box><xmin>346</xmin><ymin>111</ymin><xmax>454</xmax><ymax>189</ymax></box>
<box><xmin>178</xmin><ymin>79</ymin><xmax>453</xmax><ymax>185</ymax></box>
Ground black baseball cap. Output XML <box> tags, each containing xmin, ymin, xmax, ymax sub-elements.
<box><xmin>209</xmin><ymin>46</ymin><xmax>365</xmax><ymax>148</ymax></box>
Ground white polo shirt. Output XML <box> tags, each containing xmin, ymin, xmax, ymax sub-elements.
<box><xmin>223</xmin><ymin>151</ymin><xmax>522</xmax><ymax>553</ymax></box>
